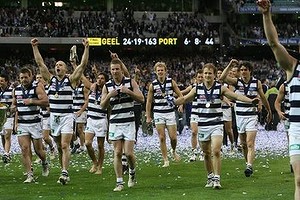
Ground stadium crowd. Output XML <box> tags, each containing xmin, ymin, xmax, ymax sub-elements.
<box><xmin>232</xmin><ymin>19</ymin><xmax>299</xmax><ymax>39</ymax></box>
<box><xmin>0</xmin><ymin>7</ymin><xmax>218</xmax><ymax>39</ymax></box>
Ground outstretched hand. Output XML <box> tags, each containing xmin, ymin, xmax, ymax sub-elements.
<box><xmin>229</xmin><ymin>59</ymin><xmax>239</xmax><ymax>67</ymax></box>
<box><xmin>257</xmin><ymin>0</ymin><xmax>271</xmax><ymax>14</ymax></box>
<box><xmin>82</xmin><ymin>38</ymin><xmax>89</xmax><ymax>47</ymax></box>
<box><xmin>31</xmin><ymin>38</ymin><xmax>38</xmax><ymax>46</ymax></box>
<box><xmin>109</xmin><ymin>50</ymin><xmax>119</xmax><ymax>59</ymax></box>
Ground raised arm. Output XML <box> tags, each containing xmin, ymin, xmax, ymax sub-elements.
<box><xmin>110</xmin><ymin>51</ymin><xmax>130</xmax><ymax>78</ymax></box>
<box><xmin>133</xmin><ymin>66</ymin><xmax>141</xmax><ymax>83</ymax></box>
<box><xmin>70</xmin><ymin>46</ymin><xmax>92</xmax><ymax>90</ymax></box>
<box><xmin>69</xmin><ymin>38</ymin><xmax>89</xmax><ymax>88</ymax></box>
<box><xmin>81</xmin><ymin>75</ymin><xmax>92</xmax><ymax>90</ymax></box>
<box><xmin>258</xmin><ymin>1</ymin><xmax>296</xmax><ymax>79</ymax></box>
<box><xmin>219</xmin><ymin>59</ymin><xmax>238</xmax><ymax>85</ymax></box>
<box><xmin>70</xmin><ymin>58</ymin><xmax>77</xmax><ymax>70</ymax></box>
<box><xmin>31</xmin><ymin>38</ymin><xmax>51</xmax><ymax>82</ymax></box>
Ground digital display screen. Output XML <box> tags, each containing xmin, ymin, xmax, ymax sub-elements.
<box><xmin>87</xmin><ymin>37</ymin><xmax>216</xmax><ymax>46</ymax></box>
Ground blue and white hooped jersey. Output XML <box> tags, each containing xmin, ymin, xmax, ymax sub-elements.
<box><xmin>41</xmin><ymin>84</ymin><xmax>50</xmax><ymax>118</ymax></box>
<box><xmin>73</xmin><ymin>83</ymin><xmax>86</xmax><ymax>112</ymax></box>
<box><xmin>195</xmin><ymin>82</ymin><xmax>223</xmax><ymax>127</ymax></box>
<box><xmin>87</xmin><ymin>86</ymin><xmax>107</xmax><ymax>119</ymax></box>
<box><xmin>234</xmin><ymin>77</ymin><xmax>258</xmax><ymax>116</ymax></box>
<box><xmin>48</xmin><ymin>76</ymin><xmax>74</xmax><ymax>116</ymax></box>
<box><xmin>152</xmin><ymin>77</ymin><xmax>174</xmax><ymax>113</ymax></box>
<box><xmin>283</xmin><ymin>82</ymin><xmax>290</xmax><ymax>119</ymax></box>
<box><xmin>287</xmin><ymin>61</ymin><xmax>300</xmax><ymax>123</ymax></box>
<box><xmin>0</xmin><ymin>85</ymin><xmax>13</xmax><ymax>108</ymax></box>
<box><xmin>105</xmin><ymin>77</ymin><xmax>134</xmax><ymax>124</ymax></box>
<box><xmin>14</xmin><ymin>82</ymin><xmax>41</xmax><ymax>124</ymax></box>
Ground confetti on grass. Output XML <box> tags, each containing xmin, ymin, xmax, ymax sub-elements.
<box><xmin>0</xmin><ymin>123</ymin><xmax>288</xmax><ymax>166</ymax></box>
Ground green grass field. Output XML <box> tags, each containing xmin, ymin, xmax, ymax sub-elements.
<box><xmin>0</xmin><ymin>151</ymin><xmax>294</xmax><ymax>200</ymax></box>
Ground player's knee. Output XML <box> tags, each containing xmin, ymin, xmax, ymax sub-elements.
<box><xmin>114</xmin><ymin>150</ymin><xmax>122</xmax><ymax>158</ymax></box>
<box><xmin>247</xmin><ymin>142</ymin><xmax>255</xmax><ymax>149</ymax></box>
<box><xmin>85</xmin><ymin>140</ymin><xmax>92</xmax><ymax>147</ymax></box>
<box><xmin>20</xmin><ymin>145</ymin><xmax>31</xmax><ymax>154</ymax></box>
<box><xmin>61</xmin><ymin>142</ymin><xmax>69</xmax><ymax>150</ymax></box>
<box><xmin>159</xmin><ymin>136</ymin><xmax>166</xmax><ymax>143</ymax></box>
<box><xmin>97</xmin><ymin>143</ymin><xmax>104</xmax><ymax>150</ymax></box>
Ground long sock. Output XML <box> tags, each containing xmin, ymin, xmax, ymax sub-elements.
<box><xmin>62</xmin><ymin>170</ymin><xmax>68</xmax><ymax>177</ymax></box>
<box><xmin>116</xmin><ymin>177</ymin><xmax>124</xmax><ymax>185</ymax></box>
<box><xmin>214</xmin><ymin>175</ymin><xmax>220</xmax><ymax>180</ymax></box>
<box><xmin>129</xmin><ymin>168</ymin><xmax>135</xmax><ymax>175</ymax></box>
<box><xmin>208</xmin><ymin>172</ymin><xmax>214</xmax><ymax>179</ymax></box>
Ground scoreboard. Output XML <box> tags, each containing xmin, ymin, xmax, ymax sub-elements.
<box><xmin>87</xmin><ymin>37</ymin><xmax>217</xmax><ymax>46</ymax></box>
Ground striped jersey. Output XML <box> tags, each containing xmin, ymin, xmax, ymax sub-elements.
<box><xmin>14</xmin><ymin>82</ymin><xmax>41</xmax><ymax>124</ymax></box>
<box><xmin>152</xmin><ymin>77</ymin><xmax>174</xmax><ymax>113</ymax></box>
<box><xmin>195</xmin><ymin>82</ymin><xmax>223</xmax><ymax>127</ymax></box>
<box><xmin>73</xmin><ymin>83</ymin><xmax>86</xmax><ymax>112</ymax></box>
<box><xmin>287</xmin><ymin>62</ymin><xmax>300</xmax><ymax>123</ymax></box>
<box><xmin>105</xmin><ymin>77</ymin><xmax>134</xmax><ymax>124</ymax></box>
<box><xmin>87</xmin><ymin>85</ymin><xmax>107</xmax><ymax>119</ymax></box>
<box><xmin>48</xmin><ymin>76</ymin><xmax>74</xmax><ymax>115</ymax></box>
<box><xmin>283</xmin><ymin>82</ymin><xmax>290</xmax><ymax>119</ymax></box>
<box><xmin>41</xmin><ymin>84</ymin><xmax>50</xmax><ymax>118</ymax></box>
<box><xmin>234</xmin><ymin>77</ymin><xmax>258</xmax><ymax>116</ymax></box>
<box><xmin>0</xmin><ymin>84</ymin><xmax>13</xmax><ymax>112</ymax></box>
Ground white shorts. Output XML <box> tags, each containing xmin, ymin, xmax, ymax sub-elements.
<box><xmin>50</xmin><ymin>113</ymin><xmax>74</xmax><ymax>137</ymax></box>
<box><xmin>0</xmin><ymin>117</ymin><xmax>13</xmax><ymax>135</ymax></box>
<box><xmin>153</xmin><ymin>112</ymin><xmax>176</xmax><ymax>126</ymax></box>
<box><xmin>16</xmin><ymin>122</ymin><xmax>43</xmax><ymax>139</ymax></box>
<box><xmin>289</xmin><ymin>123</ymin><xmax>300</xmax><ymax>156</ymax></box>
<box><xmin>198</xmin><ymin>125</ymin><xmax>223</xmax><ymax>142</ymax></box>
<box><xmin>222</xmin><ymin>108</ymin><xmax>232</xmax><ymax>122</ymax></box>
<box><xmin>109</xmin><ymin>122</ymin><xmax>136</xmax><ymax>141</ymax></box>
<box><xmin>236</xmin><ymin>115</ymin><xmax>258</xmax><ymax>134</ymax></box>
<box><xmin>75</xmin><ymin>111</ymin><xmax>87</xmax><ymax>123</ymax></box>
<box><xmin>42</xmin><ymin>117</ymin><xmax>50</xmax><ymax>130</ymax></box>
<box><xmin>190</xmin><ymin>114</ymin><xmax>200</xmax><ymax>123</ymax></box>
<box><xmin>85</xmin><ymin>117</ymin><xmax>108</xmax><ymax>138</ymax></box>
